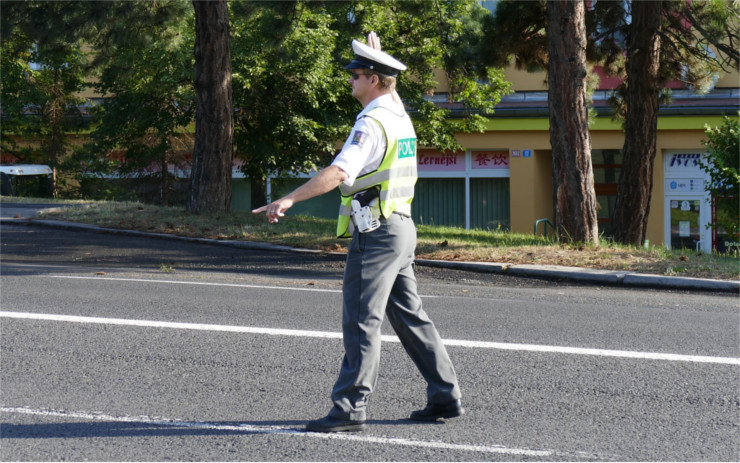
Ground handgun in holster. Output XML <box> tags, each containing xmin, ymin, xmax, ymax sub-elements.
<box><xmin>350</xmin><ymin>186</ymin><xmax>381</xmax><ymax>233</ymax></box>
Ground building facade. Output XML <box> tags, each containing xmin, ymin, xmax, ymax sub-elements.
<box><xmin>235</xmin><ymin>65</ymin><xmax>738</xmax><ymax>251</ymax></box>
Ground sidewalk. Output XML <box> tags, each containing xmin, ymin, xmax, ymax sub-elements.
<box><xmin>3</xmin><ymin>216</ymin><xmax>738</xmax><ymax>293</ymax></box>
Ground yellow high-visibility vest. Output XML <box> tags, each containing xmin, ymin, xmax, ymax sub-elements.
<box><xmin>337</xmin><ymin>105</ymin><xmax>417</xmax><ymax>238</ymax></box>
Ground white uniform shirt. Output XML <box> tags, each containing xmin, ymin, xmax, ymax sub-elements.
<box><xmin>332</xmin><ymin>94</ymin><xmax>405</xmax><ymax>187</ymax></box>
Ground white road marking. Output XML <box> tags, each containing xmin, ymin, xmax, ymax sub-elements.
<box><xmin>2</xmin><ymin>311</ymin><xmax>738</xmax><ymax>365</ymax></box>
<box><xmin>39</xmin><ymin>275</ymin><xmax>443</xmax><ymax>297</ymax></box>
<box><xmin>0</xmin><ymin>406</ymin><xmax>609</xmax><ymax>459</ymax></box>
<box><xmin>42</xmin><ymin>275</ymin><xmax>344</xmax><ymax>293</ymax></box>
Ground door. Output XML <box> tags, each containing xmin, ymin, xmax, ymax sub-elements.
<box><xmin>666</xmin><ymin>197</ymin><xmax>710</xmax><ymax>252</ymax></box>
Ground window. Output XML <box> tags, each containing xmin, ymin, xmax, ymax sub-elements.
<box><xmin>592</xmin><ymin>149</ymin><xmax>622</xmax><ymax>237</ymax></box>
<box><xmin>412</xmin><ymin>178</ymin><xmax>465</xmax><ymax>227</ymax></box>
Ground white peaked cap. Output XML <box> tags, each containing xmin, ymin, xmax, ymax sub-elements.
<box><xmin>344</xmin><ymin>39</ymin><xmax>407</xmax><ymax>76</ymax></box>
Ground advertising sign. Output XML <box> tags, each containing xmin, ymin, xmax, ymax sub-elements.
<box><xmin>471</xmin><ymin>151</ymin><xmax>510</xmax><ymax>170</ymax></box>
<box><xmin>665</xmin><ymin>152</ymin><xmax>703</xmax><ymax>174</ymax></box>
<box><xmin>417</xmin><ymin>150</ymin><xmax>465</xmax><ymax>172</ymax></box>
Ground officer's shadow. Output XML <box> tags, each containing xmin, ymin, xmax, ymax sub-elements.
<box><xmin>1</xmin><ymin>418</ymin><xmax>423</xmax><ymax>440</ymax></box>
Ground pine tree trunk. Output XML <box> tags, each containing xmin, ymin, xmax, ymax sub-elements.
<box><xmin>612</xmin><ymin>1</ymin><xmax>663</xmax><ymax>245</ymax></box>
<box><xmin>250</xmin><ymin>177</ymin><xmax>268</xmax><ymax>211</ymax></box>
<box><xmin>161</xmin><ymin>156</ymin><xmax>170</xmax><ymax>207</ymax></box>
<box><xmin>188</xmin><ymin>0</ymin><xmax>233</xmax><ymax>213</ymax></box>
<box><xmin>43</xmin><ymin>70</ymin><xmax>64</xmax><ymax>198</ymax></box>
<box><xmin>546</xmin><ymin>0</ymin><xmax>599</xmax><ymax>244</ymax></box>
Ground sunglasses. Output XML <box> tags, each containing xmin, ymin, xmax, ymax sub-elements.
<box><xmin>350</xmin><ymin>72</ymin><xmax>368</xmax><ymax>80</ymax></box>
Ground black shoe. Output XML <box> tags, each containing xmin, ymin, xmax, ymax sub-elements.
<box><xmin>305</xmin><ymin>415</ymin><xmax>366</xmax><ymax>433</ymax></box>
<box><xmin>410</xmin><ymin>400</ymin><xmax>465</xmax><ymax>421</ymax></box>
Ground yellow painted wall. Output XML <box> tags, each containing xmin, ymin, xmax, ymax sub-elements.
<box><xmin>457</xmin><ymin>129</ymin><xmax>553</xmax><ymax>234</ymax></box>
<box><xmin>510</xmin><ymin>149</ymin><xmax>554</xmax><ymax>234</ymax></box>
<box><xmin>431</xmin><ymin>61</ymin><xmax>738</xmax><ymax>92</ymax></box>
<box><xmin>503</xmin><ymin>65</ymin><xmax>740</xmax><ymax>92</ymax></box>
<box><xmin>715</xmin><ymin>67</ymin><xmax>740</xmax><ymax>88</ymax></box>
<box><xmin>504</xmin><ymin>67</ymin><xmax>548</xmax><ymax>91</ymax></box>
<box><xmin>450</xmin><ymin>115</ymin><xmax>736</xmax><ymax>246</ymax></box>
<box><xmin>432</xmin><ymin>68</ymin><xmax>449</xmax><ymax>93</ymax></box>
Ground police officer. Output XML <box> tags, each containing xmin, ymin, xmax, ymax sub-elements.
<box><xmin>253</xmin><ymin>33</ymin><xmax>463</xmax><ymax>433</ymax></box>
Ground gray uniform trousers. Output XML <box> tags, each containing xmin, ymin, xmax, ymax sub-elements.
<box><xmin>328</xmin><ymin>213</ymin><xmax>461</xmax><ymax>421</ymax></box>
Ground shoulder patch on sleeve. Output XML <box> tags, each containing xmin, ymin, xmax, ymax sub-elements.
<box><xmin>351</xmin><ymin>131</ymin><xmax>367</xmax><ymax>146</ymax></box>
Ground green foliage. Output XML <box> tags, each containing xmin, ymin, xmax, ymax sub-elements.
<box><xmin>0</xmin><ymin>4</ymin><xmax>88</xmax><ymax>179</ymax></box>
<box><xmin>350</xmin><ymin>0</ymin><xmax>511</xmax><ymax>147</ymax></box>
<box><xmin>699</xmin><ymin>116</ymin><xmax>740</xmax><ymax>240</ymax></box>
<box><xmin>230</xmin><ymin>2</ymin><xmax>351</xmax><ymax>182</ymax></box>
<box><xmin>75</xmin><ymin>1</ymin><xmax>195</xmax><ymax>205</ymax></box>
<box><xmin>480</xmin><ymin>0</ymin><xmax>548</xmax><ymax>70</ymax></box>
<box><xmin>0</xmin><ymin>35</ymin><xmax>37</xmax><ymax>156</ymax></box>
<box><xmin>0</xmin><ymin>0</ymin><xmax>188</xmax><ymax>199</ymax></box>
<box><xmin>5</xmin><ymin>0</ymin><xmax>511</xmax><ymax>206</ymax></box>
<box><xmin>229</xmin><ymin>0</ymin><xmax>511</xmax><ymax>186</ymax></box>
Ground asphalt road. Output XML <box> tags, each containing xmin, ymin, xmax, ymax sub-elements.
<box><xmin>1</xmin><ymin>224</ymin><xmax>738</xmax><ymax>461</ymax></box>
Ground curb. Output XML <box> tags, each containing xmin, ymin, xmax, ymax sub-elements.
<box><xmin>416</xmin><ymin>259</ymin><xmax>739</xmax><ymax>293</ymax></box>
<box><xmin>4</xmin><ymin>217</ymin><xmax>738</xmax><ymax>293</ymax></box>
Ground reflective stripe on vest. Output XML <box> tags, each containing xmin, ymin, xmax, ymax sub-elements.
<box><xmin>336</xmin><ymin>105</ymin><xmax>417</xmax><ymax>237</ymax></box>
<box><xmin>337</xmin><ymin>185</ymin><xmax>416</xmax><ymax>217</ymax></box>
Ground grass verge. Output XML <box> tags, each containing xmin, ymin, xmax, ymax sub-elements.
<box><xmin>5</xmin><ymin>197</ymin><xmax>739</xmax><ymax>281</ymax></box>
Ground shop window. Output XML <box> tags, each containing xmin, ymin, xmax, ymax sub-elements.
<box><xmin>592</xmin><ymin>149</ymin><xmax>622</xmax><ymax>237</ymax></box>
<box><xmin>412</xmin><ymin>178</ymin><xmax>465</xmax><ymax>227</ymax></box>
<box><xmin>669</xmin><ymin>199</ymin><xmax>703</xmax><ymax>251</ymax></box>
<box><xmin>470</xmin><ymin>178</ymin><xmax>510</xmax><ymax>230</ymax></box>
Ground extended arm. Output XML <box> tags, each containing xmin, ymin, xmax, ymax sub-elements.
<box><xmin>252</xmin><ymin>165</ymin><xmax>348</xmax><ymax>223</ymax></box>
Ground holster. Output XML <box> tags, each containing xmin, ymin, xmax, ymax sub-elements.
<box><xmin>350</xmin><ymin>186</ymin><xmax>381</xmax><ymax>233</ymax></box>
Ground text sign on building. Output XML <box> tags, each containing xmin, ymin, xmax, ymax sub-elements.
<box><xmin>663</xmin><ymin>151</ymin><xmax>708</xmax><ymax>195</ymax></box>
<box><xmin>665</xmin><ymin>152</ymin><xmax>703</xmax><ymax>174</ymax></box>
<box><xmin>471</xmin><ymin>150</ymin><xmax>510</xmax><ymax>170</ymax></box>
<box><xmin>417</xmin><ymin>150</ymin><xmax>466</xmax><ymax>172</ymax></box>
<box><xmin>665</xmin><ymin>178</ymin><xmax>704</xmax><ymax>193</ymax></box>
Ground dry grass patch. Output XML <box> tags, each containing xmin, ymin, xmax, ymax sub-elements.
<box><xmin>22</xmin><ymin>199</ymin><xmax>740</xmax><ymax>281</ymax></box>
